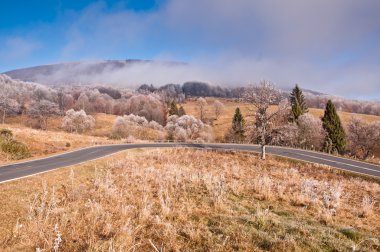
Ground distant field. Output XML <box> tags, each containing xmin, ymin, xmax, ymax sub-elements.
<box><xmin>1</xmin><ymin>99</ymin><xmax>379</xmax><ymax>164</ymax></box>
<box><xmin>5</xmin><ymin>113</ymin><xmax>118</xmax><ymax>137</ymax></box>
<box><xmin>0</xmin><ymin>148</ymin><xmax>378</xmax><ymax>251</ymax></box>
<box><xmin>182</xmin><ymin>98</ymin><xmax>380</xmax><ymax>141</ymax></box>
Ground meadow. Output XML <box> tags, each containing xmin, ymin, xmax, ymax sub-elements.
<box><xmin>0</xmin><ymin>148</ymin><xmax>378</xmax><ymax>251</ymax></box>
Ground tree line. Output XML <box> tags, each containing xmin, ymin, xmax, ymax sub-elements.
<box><xmin>225</xmin><ymin>81</ymin><xmax>380</xmax><ymax>160</ymax></box>
<box><xmin>138</xmin><ymin>81</ymin><xmax>380</xmax><ymax>116</ymax></box>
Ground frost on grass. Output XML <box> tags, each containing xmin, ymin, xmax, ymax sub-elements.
<box><xmin>2</xmin><ymin>149</ymin><xmax>379</xmax><ymax>251</ymax></box>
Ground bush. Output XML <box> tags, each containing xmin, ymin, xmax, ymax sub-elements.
<box><xmin>339</xmin><ymin>228</ymin><xmax>361</xmax><ymax>242</ymax></box>
<box><xmin>165</xmin><ymin>115</ymin><xmax>213</xmax><ymax>142</ymax></box>
<box><xmin>112</xmin><ymin>114</ymin><xmax>165</xmax><ymax>140</ymax></box>
<box><xmin>0</xmin><ymin>129</ymin><xmax>13</xmax><ymax>141</ymax></box>
<box><xmin>0</xmin><ymin>128</ymin><xmax>31</xmax><ymax>160</ymax></box>
<box><xmin>108</xmin><ymin>133</ymin><xmax>122</xmax><ymax>140</ymax></box>
<box><xmin>1</xmin><ymin>140</ymin><xmax>31</xmax><ymax>160</ymax></box>
<box><xmin>61</xmin><ymin>109</ymin><xmax>95</xmax><ymax>133</ymax></box>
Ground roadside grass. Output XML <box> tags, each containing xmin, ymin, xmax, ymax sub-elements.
<box><xmin>0</xmin><ymin>124</ymin><xmax>120</xmax><ymax>165</ymax></box>
<box><xmin>0</xmin><ymin>148</ymin><xmax>378</xmax><ymax>251</ymax></box>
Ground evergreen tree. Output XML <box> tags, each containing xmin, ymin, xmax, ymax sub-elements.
<box><xmin>289</xmin><ymin>84</ymin><xmax>308</xmax><ymax>121</ymax></box>
<box><xmin>322</xmin><ymin>100</ymin><xmax>346</xmax><ymax>154</ymax></box>
<box><xmin>226</xmin><ymin>107</ymin><xmax>245</xmax><ymax>143</ymax></box>
<box><xmin>168</xmin><ymin>101</ymin><xmax>179</xmax><ymax>116</ymax></box>
<box><xmin>178</xmin><ymin>105</ymin><xmax>186</xmax><ymax>116</ymax></box>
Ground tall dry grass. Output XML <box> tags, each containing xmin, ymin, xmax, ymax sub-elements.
<box><xmin>1</xmin><ymin>149</ymin><xmax>379</xmax><ymax>251</ymax></box>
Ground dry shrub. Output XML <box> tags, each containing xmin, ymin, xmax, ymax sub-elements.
<box><xmin>358</xmin><ymin>196</ymin><xmax>376</xmax><ymax>218</ymax></box>
<box><xmin>0</xmin><ymin>128</ymin><xmax>30</xmax><ymax>160</ymax></box>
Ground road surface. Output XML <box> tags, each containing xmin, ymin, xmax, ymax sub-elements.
<box><xmin>0</xmin><ymin>143</ymin><xmax>379</xmax><ymax>183</ymax></box>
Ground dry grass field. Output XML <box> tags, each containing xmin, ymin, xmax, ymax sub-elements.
<box><xmin>182</xmin><ymin>98</ymin><xmax>380</xmax><ymax>141</ymax></box>
<box><xmin>0</xmin><ymin>114</ymin><xmax>121</xmax><ymax>165</ymax></box>
<box><xmin>4</xmin><ymin>113</ymin><xmax>118</xmax><ymax>137</ymax></box>
<box><xmin>0</xmin><ymin>148</ymin><xmax>378</xmax><ymax>251</ymax></box>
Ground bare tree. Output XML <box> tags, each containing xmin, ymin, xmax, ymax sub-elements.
<box><xmin>0</xmin><ymin>95</ymin><xmax>20</xmax><ymax>124</ymax></box>
<box><xmin>61</xmin><ymin>109</ymin><xmax>95</xmax><ymax>133</ymax></box>
<box><xmin>57</xmin><ymin>89</ymin><xmax>74</xmax><ymax>114</ymax></box>
<box><xmin>27</xmin><ymin>99</ymin><xmax>60</xmax><ymax>130</ymax></box>
<box><xmin>196</xmin><ymin>97</ymin><xmax>208</xmax><ymax>122</ymax></box>
<box><xmin>213</xmin><ymin>100</ymin><xmax>224</xmax><ymax>120</ymax></box>
<box><xmin>125</xmin><ymin>94</ymin><xmax>167</xmax><ymax>125</ymax></box>
<box><xmin>270</xmin><ymin>123</ymin><xmax>299</xmax><ymax>147</ymax></box>
<box><xmin>347</xmin><ymin>118</ymin><xmax>380</xmax><ymax>160</ymax></box>
<box><xmin>297</xmin><ymin>114</ymin><xmax>325</xmax><ymax>150</ymax></box>
<box><xmin>75</xmin><ymin>93</ymin><xmax>90</xmax><ymax>112</ymax></box>
<box><xmin>244</xmin><ymin>80</ymin><xmax>288</xmax><ymax>159</ymax></box>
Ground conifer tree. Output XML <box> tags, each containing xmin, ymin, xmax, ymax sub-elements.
<box><xmin>226</xmin><ymin>107</ymin><xmax>245</xmax><ymax>143</ymax></box>
<box><xmin>322</xmin><ymin>100</ymin><xmax>346</xmax><ymax>154</ymax></box>
<box><xmin>178</xmin><ymin>105</ymin><xmax>186</xmax><ymax>116</ymax></box>
<box><xmin>168</xmin><ymin>101</ymin><xmax>179</xmax><ymax>116</ymax></box>
<box><xmin>289</xmin><ymin>84</ymin><xmax>308</xmax><ymax>121</ymax></box>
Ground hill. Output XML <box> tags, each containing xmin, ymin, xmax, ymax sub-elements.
<box><xmin>3</xmin><ymin>60</ymin><xmax>185</xmax><ymax>86</ymax></box>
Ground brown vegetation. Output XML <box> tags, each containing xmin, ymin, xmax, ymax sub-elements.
<box><xmin>0</xmin><ymin>149</ymin><xmax>378</xmax><ymax>251</ymax></box>
<box><xmin>0</xmin><ymin>122</ymin><xmax>118</xmax><ymax>165</ymax></box>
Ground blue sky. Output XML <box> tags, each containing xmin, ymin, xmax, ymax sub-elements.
<box><xmin>0</xmin><ymin>0</ymin><xmax>379</xmax><ymax>99</ymax></box>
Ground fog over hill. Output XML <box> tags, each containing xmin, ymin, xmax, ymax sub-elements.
<box><xmin>0</xmin><ymin>59</ymin><xmax>371</xmax><ymax>103</ymax></box>
<box><xmin>3</xmin><ymin>60</ymin><xmax>187</xmax><ymax>87</ymax></box>
<box><xmin>0</xmin><ymin>60</ymin><xmax>332</xmax><ymax>93</ymax></box>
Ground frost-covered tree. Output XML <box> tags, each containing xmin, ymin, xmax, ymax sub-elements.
<box><xmin>61</xmin><ymin>109</ymin><xmax>95</xmax><ymax>133</ymax></box>
<box><xmin>125</xmin><ymin>94</ymin><xmax>167</xmax><ymax>125</ymax></box>
<box><xmin>196</xmin><ymin>97</ymin><xmax>208</xmax><ymax>122</ymax></box>
<box><xmin>27</xmin><ymin>100</ymin><xmax>60</xmax><ymax>130</ymax></box>
<box><xmin>112</xmin><ymin>114</ymin><xmax>164</xmax><ymax>140</ymax></box>
<box><xmin>271</xmin><ymin>123</ymin><xmax>299</xmax><ymax>147</ymax></box>
<box><xmin>0</xmin><ymin>94</ymin><xmax>20</xmax><ymax>124</ymax></box>
<box><xmin>347</xmin><ymin>118</ymin><xmax>380</xmax><ymax>160</ymax></box>
<box><xmin>244</xmin><ymin>80</ymin><xmax>288</xmax><ymax>159</ymax></box>
<box><xmin>213</xmin><ymin>100</ymin><xmax>224</xmax><ymax>120</ymax></box>
<box><xmin>75</xmin><ymin>93</ymin><xmax>91</xmax><ymax>112</ymax></box>
<box><xmin>297</xmin><ymin>114</ymin><xmax>325</xmax><ymax>150</ymax></box>
<box><xmin>165</xmin><ymin>115</ymin><xmax>213</xmax><ymax>142</ymax></box>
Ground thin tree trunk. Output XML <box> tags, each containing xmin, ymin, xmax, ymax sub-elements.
<box><xmin>261</xmin><ymin>145</ymin><xmax>266</xmax><ymax>160</ymax></box>
<box><xmin>261</xmin><ymin>126</ymin><xmax>267</xmax><ymax>160</ymax></box>
<box><xmin>2</xmin><ymin>110</ymin><xmax>5</xmax><ymax>124</ymax></box>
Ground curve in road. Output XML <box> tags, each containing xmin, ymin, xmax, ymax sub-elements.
<box><xmin>0</xmin><ymin>143</ymin><xmax>379</xmax><ymax>184</ymax></box>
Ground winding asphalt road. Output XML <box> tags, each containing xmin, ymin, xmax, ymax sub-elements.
<box><xmin>0</xmin><ymin>143</ymin><xmax>380</xmax><ymax>183</ymax></box>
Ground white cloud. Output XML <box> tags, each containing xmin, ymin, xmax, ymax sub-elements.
<box><xmin>2</xmin><ymin>0</ymin><xmax>380</xmax><ymax>99</ymax></box>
